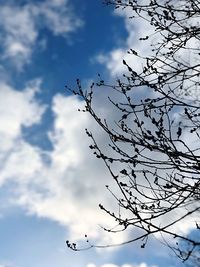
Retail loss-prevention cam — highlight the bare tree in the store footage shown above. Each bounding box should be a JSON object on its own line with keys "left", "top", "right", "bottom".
{"left": 66, "top": 0, "right": 200, "bottom": 262}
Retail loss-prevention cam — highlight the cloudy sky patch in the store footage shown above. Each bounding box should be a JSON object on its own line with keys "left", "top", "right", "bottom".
{"left": 0, "top": 1, "right": 188, "bottom": 267}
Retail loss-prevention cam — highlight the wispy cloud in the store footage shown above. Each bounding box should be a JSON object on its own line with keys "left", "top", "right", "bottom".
{"left": 0, "top": 0, "right": 83, "bottom": 70}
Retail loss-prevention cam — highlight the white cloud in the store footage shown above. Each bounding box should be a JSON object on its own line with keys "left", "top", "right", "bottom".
{"left": 86, "top": 263, "right": 158, "bottom": 267}
{"left": 0, "top": 79, "right": 45, "bottom": 186}
{"left": 91, "top": 4, "right": 200, "bottom": 244}
{"left": 0, "top": 4, "right": 37, "bottom": 69}
{"left": 0, "top": 81, "right": 197, "bottom": 248}
{"left": 0, "top": 0, "right": 83, "bottom": 69}
{"left": 14, "top": 93, "right": 131, "bottom": 245}
{"left": 32, "top": 0, "right": 83, "bottom": 36}
{"left": 0, "top": 79, "right": 45, "bottom": 152}
{"left": 95, "top": 8, "right": 153, "bottom": 76}
{"left": 0, "top": 85, "right": 129, "bottom": 245}
{"left": 0, "top": 77, "right": 197, "bottom": 257}
{"left": 87, "top": 264, "right": 97, "bottom": 267}
{"left": 0, "top": 2, "right": 198, "bottom": 249}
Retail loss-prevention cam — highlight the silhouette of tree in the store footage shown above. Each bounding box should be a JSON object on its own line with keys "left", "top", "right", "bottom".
{"left": 66, "top": 0, "right": 200, "bottom": 262}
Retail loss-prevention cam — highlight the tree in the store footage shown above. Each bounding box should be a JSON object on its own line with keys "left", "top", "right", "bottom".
{"left": 66, "top": 0, "right": 200, "bottom": 262}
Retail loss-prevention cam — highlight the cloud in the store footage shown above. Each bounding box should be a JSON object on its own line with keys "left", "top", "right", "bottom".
{"left": 32, "top": 0, "right": 83, "bottom": 36}
{"left": 15, "top": 93, "right": 131, "bottom": 245}
{"left": 0, "top": 79, "right": 45, "bottom": 185}
{"left": 0, "top": 4, "right": 198, "bottom": 253}
{"left": 94, "top": 8, "right": 154, "bottom": 76}
{"left": 0, "top": 0, "right": 83, "bottom": 69}
{"left": 0, "top": 80, "right": 197, "bottom": 248}
{"left": 86, "top": 263, "right": 158, "bottom": 267}
{"left": 91, "top": 5, "right": 200, "bottom": 244}
{"left": 0, "top": 79, "right": 45, "bottom": 153}
{"left": 0, "top": 84, "right": 129, "bottom": 246}
{"left": 0, "top": 4, "right": 37, "bottom": 69}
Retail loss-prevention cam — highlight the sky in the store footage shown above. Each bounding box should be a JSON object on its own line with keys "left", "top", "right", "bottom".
{"left": 0, "top": 1, "right": 191, "bottom": 267}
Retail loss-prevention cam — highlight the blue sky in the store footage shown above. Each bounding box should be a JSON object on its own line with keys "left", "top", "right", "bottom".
{"left": 0, "top": 1, "right": 189, "bottom": 267}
